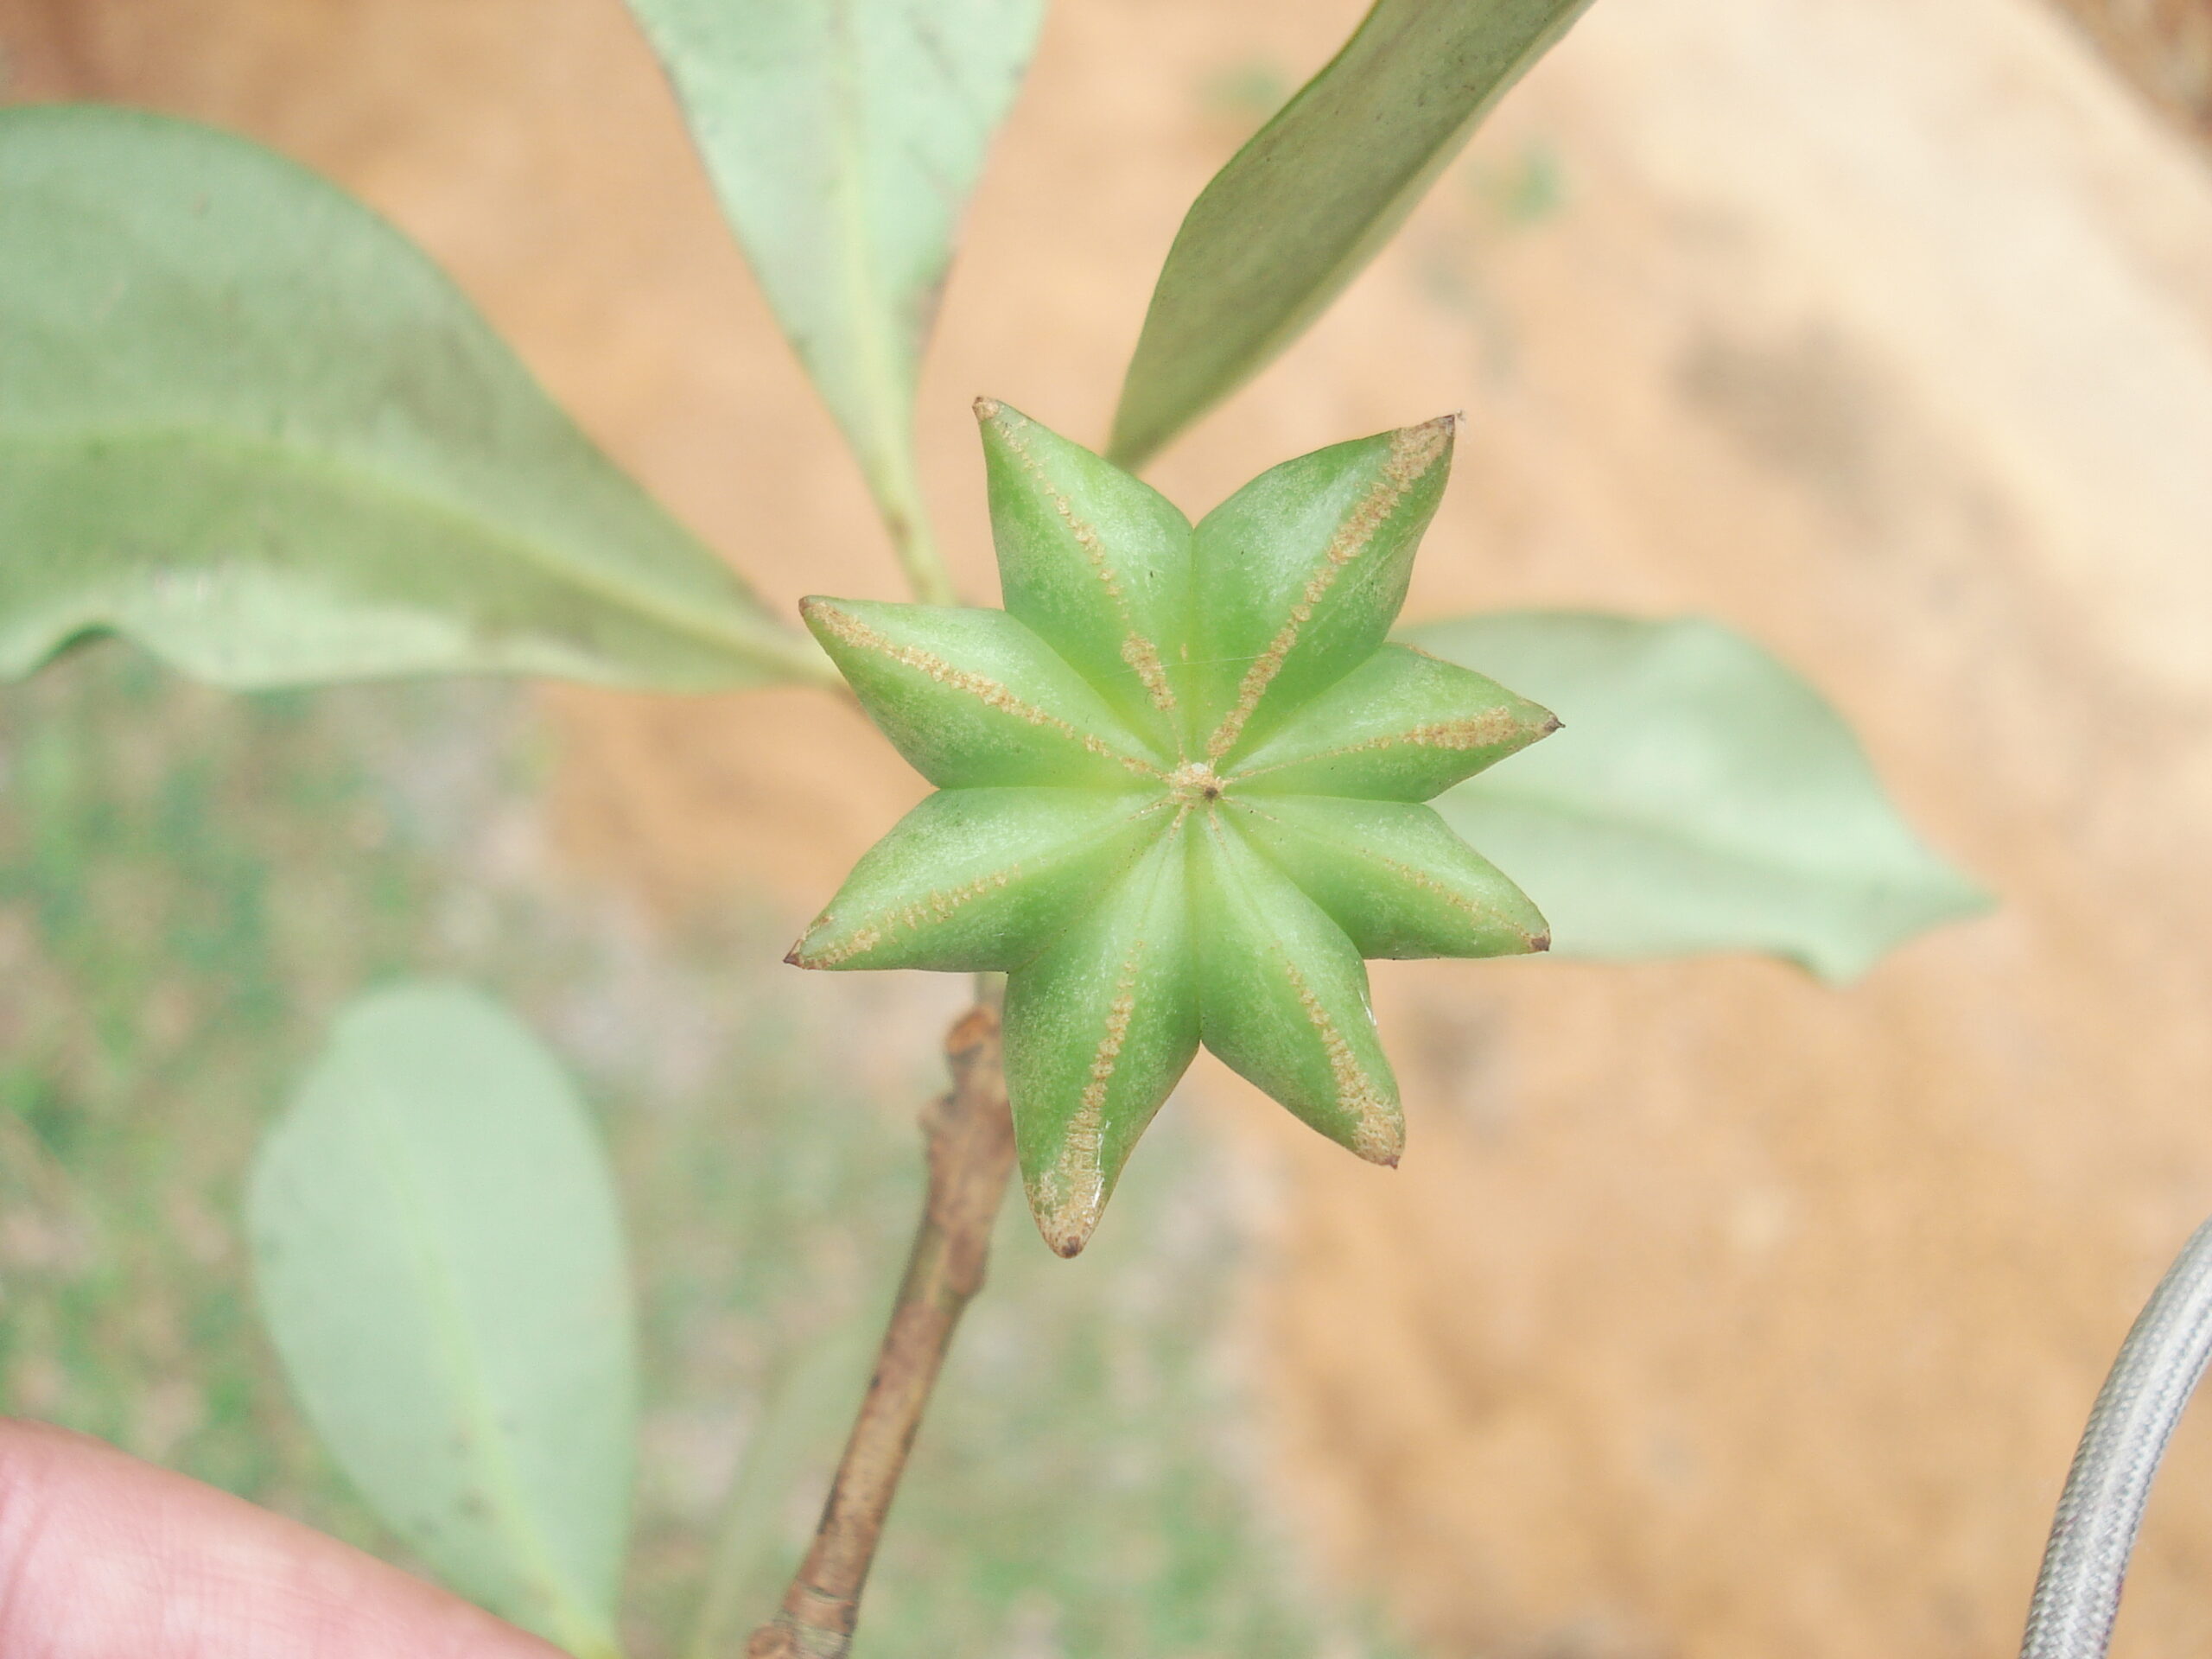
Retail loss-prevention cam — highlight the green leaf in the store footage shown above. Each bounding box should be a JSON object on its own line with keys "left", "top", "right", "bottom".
{"left": 248, "top": 981, "right": 636, "bottom": 1657}
{"left": 1108, "top": 0, "right": 1596, "bottom": 467}
{"left": 1407, "top": 612, "right": 1991, "bottom": 982}
{"left": 0, "top": 105, "right": 827, "bottom": 693}
{"left": 624, "top": 0, "right": 1049, "bottom": 602}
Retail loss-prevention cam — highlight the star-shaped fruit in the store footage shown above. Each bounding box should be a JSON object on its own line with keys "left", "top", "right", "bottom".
{"left": 791, "top": 402, "right": 1557, "bottom": 1255}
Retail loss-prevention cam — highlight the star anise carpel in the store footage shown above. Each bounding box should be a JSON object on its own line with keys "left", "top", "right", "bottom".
{"left": 789, "top": 400, "right": 1556, "bottom": 1255}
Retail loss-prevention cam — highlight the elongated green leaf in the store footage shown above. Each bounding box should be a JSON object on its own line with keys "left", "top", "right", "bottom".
{"left": 0, "top": 105, "right": 828, "bottom": 692}
{"left": 1109, "top": 0, "right": 1596, "bottom": 467}
{"left": 625, "top": 0, "right": 1048, "bottom": 601}
{"left": 248, "top": 982, "right": 636, "bottom": 1657}
{"left": 1408, "top": 613, "right": 1990, "bottom": 982}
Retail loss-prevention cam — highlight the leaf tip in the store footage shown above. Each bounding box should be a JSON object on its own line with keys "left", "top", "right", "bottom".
{"left": 972, "top": 395, "right": 1003, "bottom": 424}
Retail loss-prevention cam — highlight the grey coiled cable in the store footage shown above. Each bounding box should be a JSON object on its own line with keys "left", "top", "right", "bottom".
{"left": 2020, "top": 1212, "right": 2212, "bottom": 1659}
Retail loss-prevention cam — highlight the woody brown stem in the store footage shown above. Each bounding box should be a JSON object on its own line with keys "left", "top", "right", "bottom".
{"left": 742, "top": 988, "right": 1017, "bottom": 1659}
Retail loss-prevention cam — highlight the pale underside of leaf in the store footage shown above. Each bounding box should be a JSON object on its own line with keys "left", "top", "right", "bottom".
{"left": 0, "top": 431, "right": 826, "bottom": 690}
{"left": 626, "top": 0, "right": 1047, "bottom": 593}
{"left": 0, "top": 105, "right": 821, "bottom": 693}
{"left": 247, "top": 983, "right": 632, "bottom": 1656}
{"left": 1409, "top": 611, "right": 1991, "bottom": 981}
{"left": 1109, "top": 0, "right": 1598, "bottom": 467}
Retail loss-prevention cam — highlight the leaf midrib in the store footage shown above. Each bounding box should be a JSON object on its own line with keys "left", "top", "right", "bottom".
{"left": 1452, "top": 774, "right": 1971, "bottom": 900}
{"left": 359, "top": 1093, "right": 618, "bottom": 1659}
{"left": 0, "top": 422, "right": 834, "bottom": 685}
{"left": 825, "top": 0, "right": 912, "bottom": 497}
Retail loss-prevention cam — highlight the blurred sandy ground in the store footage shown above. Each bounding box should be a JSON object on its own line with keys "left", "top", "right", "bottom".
{"left": 6, "top": 1, "right": 2212, "bottom": 1654}
{"left": 2050, "top": 0, "right": 2212, "bottom": 143}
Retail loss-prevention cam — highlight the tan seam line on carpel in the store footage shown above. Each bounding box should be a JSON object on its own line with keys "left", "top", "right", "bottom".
{"left": 987, "top": 404, "right": 1180, "bottom": 722}
{"left": 1030, "top": 815, "right": 1185, "bottom": 1253}
{"left": 1208, "top": 810, "right": 1397, "bottom": 1162}
{"left": 811, "top": 603, "right": 1160, "bottom": 778}
{"left": 1368, "top": 848, "right": 1535, "bottom": 944}
{"left": 801, "top": 864, "right": 1021, "bottom": 968}
{"left": 1279, "top": 954, "right": 1399, "bottom": 1163}
{"left": 1230, "top": 709, "right": 1527, "bottom": 781}
{"left": 1038, "top": 941, "right": 1143, "bottom": 1244}
{"left": 1119, "top": 634, "right": 1179, "bottom": 721}
{"left": 1205, "top": 418, "right": 1451, "bottom": 761}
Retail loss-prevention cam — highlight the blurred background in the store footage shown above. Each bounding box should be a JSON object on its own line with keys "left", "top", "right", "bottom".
{"left": 3, "top": 0, "right": 2211, "bottom": 1655}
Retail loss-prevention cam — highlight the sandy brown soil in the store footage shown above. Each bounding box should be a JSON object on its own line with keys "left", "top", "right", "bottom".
{"left": 8, "top": 1, "right": 2212, "bottom": 1655}
{"left": 2050, "top": 0, "right": 2212, "bottom": 144}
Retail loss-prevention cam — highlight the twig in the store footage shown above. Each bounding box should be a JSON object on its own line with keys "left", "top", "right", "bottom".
{"left": 869, "top": 451, "right": 958, "bottom": 608}
{"left": 743, "top": 988, "right": 1017, "bottom": 1658}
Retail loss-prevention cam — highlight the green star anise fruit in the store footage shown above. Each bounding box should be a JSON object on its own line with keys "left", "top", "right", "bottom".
{"left": 791, "top": 402, "right": 1557, "bottom": 1255}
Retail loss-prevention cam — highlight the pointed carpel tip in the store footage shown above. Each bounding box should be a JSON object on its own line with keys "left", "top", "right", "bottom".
{"left": 1529, "top": 929, "right": 1554, "bottom": 955}
{"left": 1351, "top": 1118, "right": 1406, "bottom": 1168}
{"left": 1030, "top": 1183, "right": 1103, "bottom": 1259}
{"left": 973, "top": 395, "right": 1002, "bottom": 423}
{"left": 783, "top": 942, "right": 809, "bottom": 968}
{"left": 1388, "top": 412, "right": 1457, "bottom": 477}
{"left": 1039, "top": 1212, "right": 1097, "bottom": 1258}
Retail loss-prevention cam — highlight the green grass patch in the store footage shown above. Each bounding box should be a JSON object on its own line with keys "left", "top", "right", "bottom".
{"left": 0, "top": 644, "right": 1406, "bottom": 1659}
